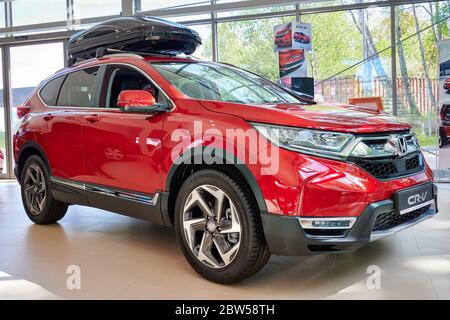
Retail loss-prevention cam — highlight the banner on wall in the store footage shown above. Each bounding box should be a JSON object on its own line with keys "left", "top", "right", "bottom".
{"left": 438, "top": 40, "right": 450, "bottom": 171}
{"left": 274, "top": 22, "right": 312, "bottom": 52}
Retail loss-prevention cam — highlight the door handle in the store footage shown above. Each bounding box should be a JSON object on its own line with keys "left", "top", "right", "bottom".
{"left": 42, "top": 114, "right": 53, "bottom": 121}
{"left": 84, "top": 114, "right": 101, "bottom": 123}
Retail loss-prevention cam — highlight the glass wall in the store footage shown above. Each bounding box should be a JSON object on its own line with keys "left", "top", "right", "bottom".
{"left": 299, "top": 0, "right": 387, "bottom": 9}
{"left": 217, "top": 16, "right": 294, "bottom": 81}
{"left": 0, "top": 50, "right": 5, "bottom": 176}
{"left": 188, "top": 24, "right": 213, "bottom": 60}
{"left": 141, "top": 0, "right": 207, "bottom": 12}
{"left": 12, "top": 0, "right": 67, "bottom": 26}
{"left": 10, "top": 43, "right": 65, "bottom": 128}
{"left": 395, "top": 1, "right": 448, "bottom": 149}
{"left": 0, "top": 2, "right": 5, "bottom": 28}
{"left": 304, "top": 6, "right": 392, "bottom": 111}
{"left": 217, "top": 4, "right": 295, "bottom": 18}
{"left": 73, "top": 0, "right": 122, "bottom": 19}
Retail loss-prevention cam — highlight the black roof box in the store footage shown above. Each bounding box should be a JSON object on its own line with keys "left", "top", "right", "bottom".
{"left": 68, "top": 16, "right": 202, "bottom": 62}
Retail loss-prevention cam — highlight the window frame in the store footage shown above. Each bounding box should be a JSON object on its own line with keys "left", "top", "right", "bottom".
{"left": 96, "top": 63, "right": 175, "bottom": 110}
{"left": 38, "top": 75, "right": 66, "bottom": 106}
{"left": 99, "top": 64, "right": 163, "bottom": 109}
{"left": 38, "top": 62, "right": 175, "bottom": 111}
{"left": 38, "top": 65, "right": 104, "bottom": 109}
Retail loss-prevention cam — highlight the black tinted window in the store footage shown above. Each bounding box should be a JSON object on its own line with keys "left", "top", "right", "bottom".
{"left": 40, "top": 76, "right": 65, "bottom": 106}
{"left": 57, "top": 67, "right": 99, "bottom": 107}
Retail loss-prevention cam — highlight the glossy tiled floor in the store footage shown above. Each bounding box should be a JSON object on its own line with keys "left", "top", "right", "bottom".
{"left": 0, "top": 180, "right": 449, "bottom": 300}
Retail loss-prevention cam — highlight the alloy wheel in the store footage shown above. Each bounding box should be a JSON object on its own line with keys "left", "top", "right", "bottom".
{"left": 182, "top": 184, "right": 241, "bottom": 269}
{"left": 23, "top": 164, "right": 47, "bottom": 215}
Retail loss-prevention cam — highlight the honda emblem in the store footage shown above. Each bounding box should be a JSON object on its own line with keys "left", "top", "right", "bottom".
{"left": 389, "top": 135, "right": 408, "bottom": 156}
{"left": 398, "top": 136, "right": 408, "bottom": 155}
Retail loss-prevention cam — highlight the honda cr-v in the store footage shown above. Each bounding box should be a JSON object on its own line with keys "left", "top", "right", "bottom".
{"left": 14, "top": 53, "right": 437, "bottom": 283}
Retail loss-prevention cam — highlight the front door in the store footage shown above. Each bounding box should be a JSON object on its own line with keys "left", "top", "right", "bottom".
{"left": 81, "top": 64, "right": 167, "bottom": 196}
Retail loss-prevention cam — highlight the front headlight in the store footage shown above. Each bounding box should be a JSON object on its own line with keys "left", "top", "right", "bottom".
{"left": 252, "top": 123, "right": 353, "bottom": 157}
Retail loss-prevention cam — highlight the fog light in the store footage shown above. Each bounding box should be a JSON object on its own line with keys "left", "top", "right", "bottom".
{"left": 299, "top": 217, "right": 357, "bottom": 229}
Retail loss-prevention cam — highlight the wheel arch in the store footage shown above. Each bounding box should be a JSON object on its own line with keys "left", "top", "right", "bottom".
{"left": 16, "top": 142, "right": 50, "bottom": 181}
{"left": 163, "top": 147, "right": 268, "bottom": 226}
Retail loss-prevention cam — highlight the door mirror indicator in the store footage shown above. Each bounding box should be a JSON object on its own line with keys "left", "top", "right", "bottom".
{"left": 117, "top": 90, "right": 156, "bottom": 107}
{"left": 117, "top": 90, "right": 168, "bottom": 114}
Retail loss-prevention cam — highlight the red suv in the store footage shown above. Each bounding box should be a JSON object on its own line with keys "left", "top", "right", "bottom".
{"left": 444, "top": 78, "right": 450, "bottom": 93}
{"left": 440, "top": 104, "right": 450, "bottom": 147}
{"left": 275, "top": 28, "right": 292, "bottom": 48}
{"left": 294, "top": 32, "right": 311, "bottom": 44}
{"left": 13, "top": 53, "right": 437, "bottom": 283}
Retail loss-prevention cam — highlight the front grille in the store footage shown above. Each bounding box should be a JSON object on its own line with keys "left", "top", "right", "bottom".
{"left": 351, "top": 152, "right": 424, "bottom": 180}
{"left": 372, "top": 205, "right": 430, "bottom": 232}
{"left": 405, "top": 154, "right": 420, "bottom": 171}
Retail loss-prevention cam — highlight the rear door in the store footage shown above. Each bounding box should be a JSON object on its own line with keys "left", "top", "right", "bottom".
{"left": 35, "top": 66, "right": 101, "bottom": 181}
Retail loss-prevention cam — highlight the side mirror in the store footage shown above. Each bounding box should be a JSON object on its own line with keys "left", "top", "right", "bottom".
{"left": 117, "top": 90, "right": 168, "bottom": 114}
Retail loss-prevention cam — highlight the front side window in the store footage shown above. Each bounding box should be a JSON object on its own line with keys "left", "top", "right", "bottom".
{"left": 100, "top": 65, "right": 169, "bottom": 108}
{"left": 57, "top": 67, "right": 99, "bottom": 108}
{"left": 151, "top": 62, "right": 300, "bottom": 104}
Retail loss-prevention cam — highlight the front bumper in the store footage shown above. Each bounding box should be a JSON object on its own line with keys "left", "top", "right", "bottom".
{"left": 261, "top": 184, "right": 438, "bottom": 256}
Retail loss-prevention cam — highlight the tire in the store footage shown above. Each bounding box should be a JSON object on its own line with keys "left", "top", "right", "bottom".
{"left": 175, "top": 169, "right": 270, "bottom": 283}
{"left": 20, "top": 155, "right": 68, "bottom": 224}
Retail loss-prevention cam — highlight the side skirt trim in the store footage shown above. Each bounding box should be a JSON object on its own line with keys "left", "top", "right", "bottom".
{"left": 49, "top": 176, "right": 167, "bottom": 226}
{"left": 50, "top": 176, "right": 159, "bottom": 206}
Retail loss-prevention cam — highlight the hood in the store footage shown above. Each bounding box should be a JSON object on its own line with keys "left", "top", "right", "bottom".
{"left": 199, "top": 100, "right": 411, "bottom": 133}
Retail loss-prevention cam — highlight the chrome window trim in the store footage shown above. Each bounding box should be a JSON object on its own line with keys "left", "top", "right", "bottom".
{"left": 50, "top": 176, "right": 159, "bottom": 206}
{"left": 37, "top": 62, "right": 175, "bottom": 112}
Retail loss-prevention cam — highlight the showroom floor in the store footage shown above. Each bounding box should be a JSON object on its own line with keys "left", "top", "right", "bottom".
{"left": 0, "top": 180, "right": 449, "bottom": 300}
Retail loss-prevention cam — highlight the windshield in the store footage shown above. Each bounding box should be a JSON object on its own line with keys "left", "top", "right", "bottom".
{"left": 151, "top": 61, "right": 301, "bottom": 105}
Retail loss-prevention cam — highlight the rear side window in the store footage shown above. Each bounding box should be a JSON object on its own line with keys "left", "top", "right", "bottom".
{"left": 40, "top": 76, "right": 65, "bottom": 106}
{"left": 57, "top": 67, "right": 99, "bottom": 108}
